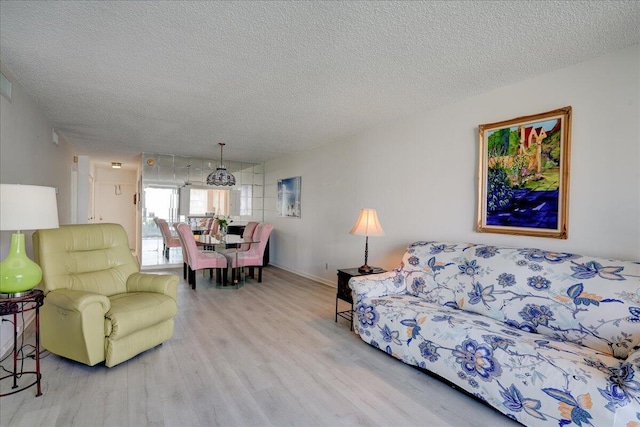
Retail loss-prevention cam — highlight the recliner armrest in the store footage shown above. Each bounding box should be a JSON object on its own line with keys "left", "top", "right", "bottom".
{"left": 126, "top": 272, "right": 178, "bottom": 301}
{"left": 45, "top": 288, "right": 111, "bottom": 314}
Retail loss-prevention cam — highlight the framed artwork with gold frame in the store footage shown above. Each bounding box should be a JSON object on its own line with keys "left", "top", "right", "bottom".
{"left": 477, "top": 106, "right": 572, "bottom": 239}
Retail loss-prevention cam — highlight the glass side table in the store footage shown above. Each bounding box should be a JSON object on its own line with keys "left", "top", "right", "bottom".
{"left": 0, "top": 289, "right": 44, "bottom": 397}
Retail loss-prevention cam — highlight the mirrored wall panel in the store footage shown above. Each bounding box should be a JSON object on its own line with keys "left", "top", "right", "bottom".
{"left": 141, "top": 153, "right": 264, "bottom": 225}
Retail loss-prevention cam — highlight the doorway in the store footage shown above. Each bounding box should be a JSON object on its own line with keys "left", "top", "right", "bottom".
{"left": 94, "top": 182, "right": 136, "bottom": 249}
{"left": 142, "top": 187, "right": 181, "bottom": 267}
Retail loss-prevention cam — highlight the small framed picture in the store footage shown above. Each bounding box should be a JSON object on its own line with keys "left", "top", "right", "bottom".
{"left": 277, "top": 176, "right": 301, "bottom": 218}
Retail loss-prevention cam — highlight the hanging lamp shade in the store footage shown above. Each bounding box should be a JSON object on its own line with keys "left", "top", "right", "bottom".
{"left": 206, "top": 143, "right": 236, "bottom": 186}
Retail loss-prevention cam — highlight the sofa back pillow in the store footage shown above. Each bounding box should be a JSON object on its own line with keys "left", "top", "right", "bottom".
{"left": 401, "top": 242, "right": 464, "bottom": 306}
{"left": 403, "top": 241, "right": 640, "bottom": 359}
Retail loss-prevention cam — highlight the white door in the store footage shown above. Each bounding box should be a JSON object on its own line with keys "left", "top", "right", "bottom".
{"left": 95, "top": 182, "right": 137, "bottom": 249}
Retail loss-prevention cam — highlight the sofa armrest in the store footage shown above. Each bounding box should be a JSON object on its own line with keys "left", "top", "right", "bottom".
{"left": 349, "top": 270, "right": 406, "bottom": 301}
{"left": 45, "top": 288, "right": 111, "bottom": 314}
{"left": 126, "top": 272, "right": 179, "bottom": 301}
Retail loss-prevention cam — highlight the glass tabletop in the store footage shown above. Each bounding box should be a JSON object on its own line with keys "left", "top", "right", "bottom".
{"left": 194, "top": 234, "right": 259, "bottom": 248}
{"left": 193, "top": 234, "right": 261, "bottom": 288}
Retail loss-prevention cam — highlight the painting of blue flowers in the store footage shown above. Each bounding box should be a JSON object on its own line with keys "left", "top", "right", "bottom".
{"left": 477, "top": 107, "right": 572, "bottom": 238}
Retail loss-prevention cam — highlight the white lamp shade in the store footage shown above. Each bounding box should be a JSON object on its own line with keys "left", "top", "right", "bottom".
{"left": 350, "top": 208, "right": 385, "bottom": 237}
{"left": 0, "top": 184, "right": 59, "bottom": 231}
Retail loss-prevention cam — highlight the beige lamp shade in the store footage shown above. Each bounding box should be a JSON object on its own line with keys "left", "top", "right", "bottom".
{"left": 350, "top": 209, "right": 385, "bottom": 237}
{"left": 350, "top": 208, "right": 384, "bottom": 273}
{"left": 0, "top": 184, "right": 59, "bottom": 231}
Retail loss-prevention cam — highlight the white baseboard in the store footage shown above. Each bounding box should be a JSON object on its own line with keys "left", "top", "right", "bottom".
{"left": 268, "top": 263, "right": 336, "bottom": 288}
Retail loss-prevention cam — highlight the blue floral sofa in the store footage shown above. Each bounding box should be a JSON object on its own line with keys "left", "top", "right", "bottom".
{"left": 349, "top": 241, "right": 640, "bottom": 426}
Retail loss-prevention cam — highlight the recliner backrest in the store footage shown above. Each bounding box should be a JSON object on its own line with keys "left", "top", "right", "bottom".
{"left": 33, "top": 223, "right": 138, "bottom": 296}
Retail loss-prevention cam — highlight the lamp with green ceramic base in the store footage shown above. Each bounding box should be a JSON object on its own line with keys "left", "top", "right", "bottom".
{"left": 0, "top": 184, "right": 59, "bottom": 297}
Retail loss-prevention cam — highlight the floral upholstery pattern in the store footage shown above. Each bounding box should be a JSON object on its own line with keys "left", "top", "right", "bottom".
{"left": 350, "top": 241, "right": 640, "bottom": 426}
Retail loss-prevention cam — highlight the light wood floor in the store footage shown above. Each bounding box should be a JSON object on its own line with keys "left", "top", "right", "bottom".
{"left": 1, "top": 267, "right": 517, "bottom": 427}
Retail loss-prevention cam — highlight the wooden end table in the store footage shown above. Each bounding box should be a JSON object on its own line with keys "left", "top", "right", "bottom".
{"left": 335, "top": 267, "right": 385, "bottom": 331}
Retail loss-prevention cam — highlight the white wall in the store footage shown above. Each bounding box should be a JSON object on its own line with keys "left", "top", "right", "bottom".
{"left": 76, "top": 155, "right": 90, "bottom": 224}
{"left": 0, "top": 64, "right": 76, "bottom": 257}
{"left": 265, "top": 44, "right": 640, "bottom": 286}
{"left": 0, "top": 64, "right": 76, "bottom": 356}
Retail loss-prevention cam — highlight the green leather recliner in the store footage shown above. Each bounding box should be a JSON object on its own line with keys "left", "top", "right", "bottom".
{"left": 33, "top": 223, "right": 178, "bottom": 367}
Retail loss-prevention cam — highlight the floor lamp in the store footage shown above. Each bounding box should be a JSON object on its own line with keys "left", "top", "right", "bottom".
{"left": 0, "top": 184, "right": 59, "bottom": 296}
{"left": 350, "top": 208, "right": 385, "bottom": 273}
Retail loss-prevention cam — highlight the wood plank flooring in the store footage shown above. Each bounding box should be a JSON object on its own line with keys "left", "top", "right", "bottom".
{"left": 0, "top": 267, "right": 517, "bottom": 427}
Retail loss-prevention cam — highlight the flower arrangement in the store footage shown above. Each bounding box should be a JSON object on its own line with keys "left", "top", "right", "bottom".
{"left": 215, "top": 215, "right": 232, "bottom": 230}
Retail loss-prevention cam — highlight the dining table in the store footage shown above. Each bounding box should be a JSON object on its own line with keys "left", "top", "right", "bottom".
{"left": 194, "top": 234, "right": 259, "bottom": 288}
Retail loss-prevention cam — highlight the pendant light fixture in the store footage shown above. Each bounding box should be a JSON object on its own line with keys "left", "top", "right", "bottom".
{"left": 206, "top": 143, "right": 236, "bottom": 186}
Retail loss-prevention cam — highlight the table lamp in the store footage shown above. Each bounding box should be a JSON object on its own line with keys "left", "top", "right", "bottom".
{"left": 0, "top": 184, "right": 59, "bottom": 296}
{"left": 350, "top": 208, "right": 385, "bottom": 273}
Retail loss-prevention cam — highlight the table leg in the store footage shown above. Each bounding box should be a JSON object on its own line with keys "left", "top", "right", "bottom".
{"left": 12, "top": 313, "right": 17, "bottom": 389}
{"left": 35, "top": 305, "right": 41, "bottom": 397}
{"left": 0, "top": 292, "right": 45, "bottom": 398}
{"left": 350, "top": 301, "right": 354, "bottom": 331}
{"left": 234, "top": 246, "right": 240, "bottom": 285}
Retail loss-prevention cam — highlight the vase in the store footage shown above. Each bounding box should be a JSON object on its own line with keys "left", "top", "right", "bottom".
{"left": 0, "top": 233, "right": 42, "bottom": 295}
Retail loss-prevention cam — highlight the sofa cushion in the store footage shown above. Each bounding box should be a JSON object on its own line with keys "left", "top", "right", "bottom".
{"left": 105, "top": 292, "right": 177, "bottom": 339}
{"left": 399, "top": 241, "right": 640, "bottom": 359}
{"left": 355, "top": 293, "right": 638, "bottom": 426}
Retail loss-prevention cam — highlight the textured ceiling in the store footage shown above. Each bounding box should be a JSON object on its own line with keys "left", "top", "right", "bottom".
{"left": 1, "top": 1, "right": 639, "bottom": 164}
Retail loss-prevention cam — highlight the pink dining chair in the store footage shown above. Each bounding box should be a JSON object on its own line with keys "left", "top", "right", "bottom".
{"left": 218, "top": 221, "right": 259, "bottom": 255}
{"left": 223, "top": 223, "right": 273, "bottom": 283}
{"left": 156, "top": 218, "right": 181, "bottom": 260}
{"left": 203, "top": 217, "right": 214, "bottom": 235}
{"left": 176, "top": 223, "right": 227, "bottom": 289}
{"left": 174, "top": 222, "right": 190, "bottom": 280}
{"left": 209, "top": 220, "right": 220, "bottom": 237}
{"left": 240, "top": 221, "right": 259, "bottom": 252}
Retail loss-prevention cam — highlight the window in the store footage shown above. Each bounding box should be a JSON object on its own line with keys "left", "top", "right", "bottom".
{"left": 239, "top": 185, "right": 252, "bottom": 216}
{"left": 189, "top": 189, "right": 207, "bottom": 215}
{"left": 189, "top": 189, "right": 229, "bottom": 216}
